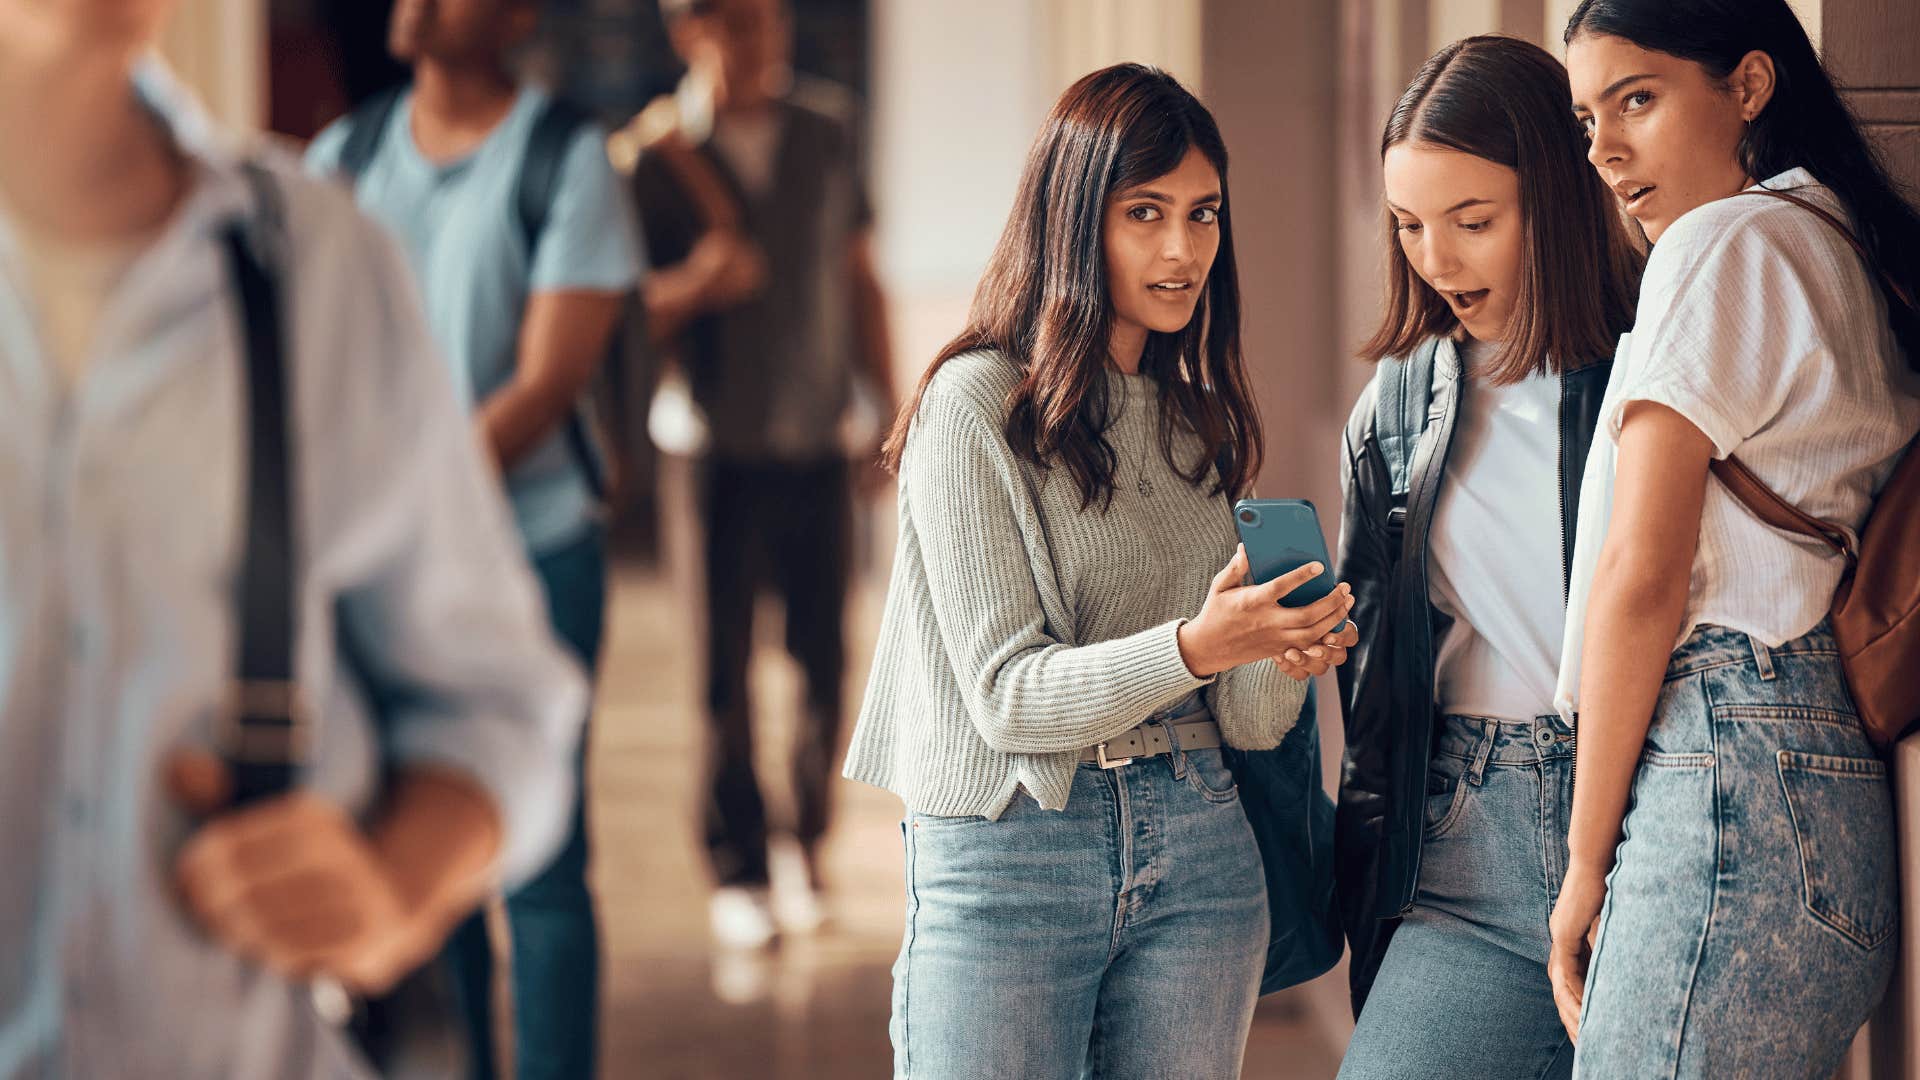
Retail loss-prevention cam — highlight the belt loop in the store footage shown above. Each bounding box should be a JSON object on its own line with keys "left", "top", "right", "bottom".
{"left": 1159, "top": 717, "right": 1187, "bottom": 780}
{"left": 1465, "top": 718, "right": 1496, "bottom": 787}
{"left": 1750, "top": 635, "right": 1777, "bottom": 681}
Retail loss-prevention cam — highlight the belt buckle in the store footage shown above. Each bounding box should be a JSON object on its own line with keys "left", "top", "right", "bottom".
{"left": 1095, "top": 742, "right": 1134, "bottom": 770}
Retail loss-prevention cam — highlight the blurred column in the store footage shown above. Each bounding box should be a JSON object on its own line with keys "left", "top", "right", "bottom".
{"left": 871, "top": 0, "right": 1052, "bottom": 381}
{"left": 1200, "top": 0, "right": 1348, "bottom": 1034}
{"left": 159, "top": 0, "right": 266, "bottom": 130}
{"left": 1043, "top": 0, "right": 1204, "bottom": 92}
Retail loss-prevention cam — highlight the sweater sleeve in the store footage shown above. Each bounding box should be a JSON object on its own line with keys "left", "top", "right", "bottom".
{"left": 1207, "top": 655, "right": 1310, "bottom": 751}
{"left": 902, "top": 387, "right": 1212, "bottom": 755}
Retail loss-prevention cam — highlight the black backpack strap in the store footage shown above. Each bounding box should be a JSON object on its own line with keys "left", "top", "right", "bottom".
{"left": 517, "top": 96, "right": 610, "bottom": 501}
{"left": 1374, "top": 337, "right": 1439, "bottom": 500}
{"left": 335, "top": 84, "right": 406, "bottom": 181}
{"left": 517, "top": 97, "right": 593, "bottom": 256}
{"left": 222, "top": 164, "right": 305, "bottom": 806}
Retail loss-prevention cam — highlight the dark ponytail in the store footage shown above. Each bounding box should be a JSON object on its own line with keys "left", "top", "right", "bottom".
{"left": 1568, "top": 0, "right": 1920, "bottom": 369}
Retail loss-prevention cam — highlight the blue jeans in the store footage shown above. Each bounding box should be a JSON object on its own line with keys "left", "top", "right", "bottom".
{"left": 1575, "top": 623, "right": 1896, "bottom": 1078}
{"left": 1339, "top": 713, "right": 1576, "bottom": 1080}
{"left": 891, "top": 745, "right": 1268, "bottom": 1079}
{"left": 444, "top": 527, "right": 606, "bottom": 1080}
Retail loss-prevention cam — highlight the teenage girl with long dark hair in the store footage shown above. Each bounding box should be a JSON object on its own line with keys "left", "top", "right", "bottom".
{"left": 844, "top": 64, "right": 1358, "bottom": 1078}
{"left": 1555, "top": 2, "right": 1920, "bottom": 1073}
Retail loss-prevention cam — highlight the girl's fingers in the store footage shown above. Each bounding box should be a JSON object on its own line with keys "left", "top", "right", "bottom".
{"left": 1255, "top": 562, "right": 1326, "bottom": 604}
{"left": 1211, "top": 544, "right": 1250, "bottom": 593}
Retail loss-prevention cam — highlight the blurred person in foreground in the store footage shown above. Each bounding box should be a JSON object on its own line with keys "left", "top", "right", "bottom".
{"left": 306, "top": 1, "right": 640, "bottom": 1074}
{"left": 617, "top": 0, "right": 896, "bottom": 947}
{"left": 0, "top": 1, "right": 584, "bottom": 1076}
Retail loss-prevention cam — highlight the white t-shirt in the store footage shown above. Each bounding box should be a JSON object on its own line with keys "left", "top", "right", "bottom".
{"left": 1429, "top": 336, "right": 1568, "bottom": 722}
{"left": 710, "top": 109, "right": 783, "bottom": 199}
{"left": 1558, "top": 169, "right": 1920, "bottom": 718}
{"left": 13, "top": 224, "right": 149, "bottom": 391}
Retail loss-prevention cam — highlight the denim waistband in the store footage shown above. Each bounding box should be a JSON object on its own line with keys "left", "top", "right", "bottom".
{"left": 1664, "top": 620, "right": 1839, "bottom": 681}
{"left": 1435, "top": 713, "right": 1574, "bottom": 768}
{"left": 1151, "top": 691, "right": 1208, "bottom": 724}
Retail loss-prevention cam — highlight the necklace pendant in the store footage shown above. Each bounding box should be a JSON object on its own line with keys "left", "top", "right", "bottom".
{"left": 1137, "top": 474, "right": 1153, "bottom": 498}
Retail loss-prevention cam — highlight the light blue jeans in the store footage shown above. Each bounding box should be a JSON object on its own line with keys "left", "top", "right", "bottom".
{"left": 1575, "top": 623, "right": 1897, "bottom": 1078}
{"left": 1339, "top": 713, "right": 1577, "bottom": 1080}
{"left": 891, "top": 745, "right": 1268, "bottom": 1079}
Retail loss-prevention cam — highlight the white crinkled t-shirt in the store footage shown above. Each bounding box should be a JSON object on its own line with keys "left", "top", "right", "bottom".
{"left": 1557, "top": 168, "right": 1920, "bottom": 720}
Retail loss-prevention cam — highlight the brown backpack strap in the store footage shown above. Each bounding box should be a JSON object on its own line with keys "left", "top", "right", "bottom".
{"left": 1710, "top": 455, "right": 1859, "bottom": 567}
{"left": 1738, "top": 188, "right": 1919, "bottom": 313}
{"left": 1709, "top": 188, "right": 1910, "bottom": 568}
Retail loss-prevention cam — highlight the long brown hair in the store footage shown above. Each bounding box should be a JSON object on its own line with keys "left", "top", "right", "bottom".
{"left": 880, "top": 64, "right": 1261, "bottom": 509}
{"left": 1361, "top": 35, "right": 1642, "bottom": 383}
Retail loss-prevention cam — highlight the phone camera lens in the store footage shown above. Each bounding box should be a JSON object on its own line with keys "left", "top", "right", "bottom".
{"left": 1237, "top": 508, "right": 1258, "bottom": 525}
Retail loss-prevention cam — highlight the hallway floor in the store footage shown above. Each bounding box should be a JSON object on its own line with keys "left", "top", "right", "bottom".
{"left": 582, "top": 466, "right": 1343, "bottom": 1079}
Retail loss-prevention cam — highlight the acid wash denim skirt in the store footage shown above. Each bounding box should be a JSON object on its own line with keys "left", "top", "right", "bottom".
{"left": 1575, "top": 622, "right": 1897, "bottom": 1079}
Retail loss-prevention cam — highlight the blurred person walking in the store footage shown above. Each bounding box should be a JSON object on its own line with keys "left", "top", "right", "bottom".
{"left": 0, "top": 2, "right": 586, "bottom": 1077}
{"left": 844, "top": 65, "right": 1357, "bottom": 1079}
{"left": 620, "top": 0, "right": 897, "bottom": 948}
{"left": 306, "top": 1, "right": 641, "bottom": 1076}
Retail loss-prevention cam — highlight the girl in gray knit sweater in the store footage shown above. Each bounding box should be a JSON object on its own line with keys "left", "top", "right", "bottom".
{"left": 844, "top": 64, "right": 1358, "bottom": 1079}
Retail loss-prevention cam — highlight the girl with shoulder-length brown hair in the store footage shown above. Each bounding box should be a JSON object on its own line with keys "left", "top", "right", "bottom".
{"left": 1333, "top": 35, "right": 1642, "bottom": 1080}
{"left": 845, "top": 63, "right": 1357, "bottom": 1077}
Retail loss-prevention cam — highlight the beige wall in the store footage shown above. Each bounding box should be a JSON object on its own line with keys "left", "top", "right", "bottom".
{"left": 872, "top": 0, "right": 1214, "bottom": 397}
{"left": 1044, "top": 0, "right": 1205, "bottom": 95}
{"left": 157, "top": 0, "right": 265, "bottom": 131}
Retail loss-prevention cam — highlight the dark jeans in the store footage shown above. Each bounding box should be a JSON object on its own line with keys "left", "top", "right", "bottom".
{"left": 444, "top": 527, "right": 605, "bottom": 1080}
{"left": 699, "top": 456, "right": 851, "bottom": 887}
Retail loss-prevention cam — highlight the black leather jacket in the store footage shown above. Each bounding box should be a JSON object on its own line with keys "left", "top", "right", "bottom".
{"left": 1333, "top": 337, "right": 1612, "bottom": 1014}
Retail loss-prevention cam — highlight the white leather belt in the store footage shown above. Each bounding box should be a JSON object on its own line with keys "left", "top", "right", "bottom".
{"left": 1078, "top": 716, "right": 1223, "bottom": 770}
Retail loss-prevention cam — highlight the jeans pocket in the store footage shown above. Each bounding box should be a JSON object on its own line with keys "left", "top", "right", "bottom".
{"left": 1639, "top": 747, "right": 1717, "bottom": 769}
{"left": 1423, "top": 752, "right": 1470, "bottom": 839}
{"left": 1777, "top": 750, "right": 1897, "bottom": 951}
{"left": 1183, "top": 748, "right": 1240, "bottom": 804}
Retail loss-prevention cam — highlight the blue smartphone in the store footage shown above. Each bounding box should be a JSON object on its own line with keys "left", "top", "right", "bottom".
{"left": 1232, "top": 498, "right": 1338, "bottom": 607}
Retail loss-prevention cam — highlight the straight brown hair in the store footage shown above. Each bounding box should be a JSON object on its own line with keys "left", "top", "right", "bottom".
{"left": 1361, "top": 35, "right": 1642, "bottom": 383}
{"left": 880, "top": 64, "right": 1261, "bottom": 509}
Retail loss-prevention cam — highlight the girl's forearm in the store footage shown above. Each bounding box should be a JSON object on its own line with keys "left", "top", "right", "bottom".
{"left": 1567, "top": 402, "right": 1715, "bottom": 876}
{"left": 1568, "top": 547, "right": 1693, "bottom": 874}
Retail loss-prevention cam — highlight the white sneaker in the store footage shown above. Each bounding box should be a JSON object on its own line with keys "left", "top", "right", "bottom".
{"left": 769, "top": 840, "right": 829, "bottom": 934}
{"left": 708, "top": 886, "right": 779, "bottom": 951}
{"left": 773, "top": 880, "right": 826, "bottom": 935}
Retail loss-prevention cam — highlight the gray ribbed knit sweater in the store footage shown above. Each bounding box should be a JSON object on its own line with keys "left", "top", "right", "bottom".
{"left": 843, "top": 350, "right": 1309, "bottom": 819}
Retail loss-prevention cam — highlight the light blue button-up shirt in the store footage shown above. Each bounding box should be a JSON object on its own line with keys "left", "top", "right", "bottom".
{"left": 306, "top": 86, "right": 643, "bottom": 556}
{"left": 0, "top": 69, "right": 586, "bottom": 1079}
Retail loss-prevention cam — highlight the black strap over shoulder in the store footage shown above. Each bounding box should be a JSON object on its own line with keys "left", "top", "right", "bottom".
{"left": 518, "top": 98, "right": 609, "bottom": 502}
{"left": 517, "top": 97, "right": 593, "bottom": 256}
{"left": 223, "top": 164, "right": 303, "bottom": 807}
{"left": 336, "top": 84, "right": 407, "bottom": 181}
{"left": 1372, "top": 336, "right": 1441, "bottom": 543}
{"left": 1374, "top": 337, "right": 1439, "bottom": 500}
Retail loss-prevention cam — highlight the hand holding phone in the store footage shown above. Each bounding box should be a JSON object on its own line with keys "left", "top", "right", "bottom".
{"left": 1176, "top": 501, "right": 1359, "bottom": 680}
{"left": 1229, "top": 499, "right": 1358, "bottom": 679}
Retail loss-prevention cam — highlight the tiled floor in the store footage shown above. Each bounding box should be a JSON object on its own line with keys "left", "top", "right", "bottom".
{"left": 582, "top": 465, "right": 1342, "bottom": 1078}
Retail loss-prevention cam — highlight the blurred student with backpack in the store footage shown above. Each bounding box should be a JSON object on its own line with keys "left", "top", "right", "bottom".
{"left": 307, "top": 1, "right": 642, "bottom": 1075}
